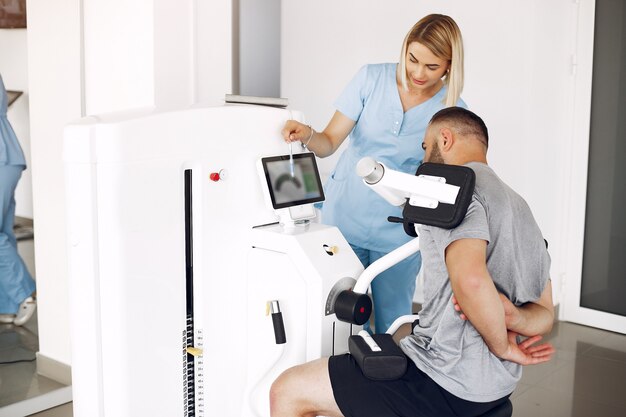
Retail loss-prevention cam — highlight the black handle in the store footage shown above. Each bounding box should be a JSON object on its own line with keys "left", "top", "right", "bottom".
{"left": 271, "top": 312, "right": 286, "bottom": 344}
{"left": 387, "top": 216, "right": 418, "bottom": 238}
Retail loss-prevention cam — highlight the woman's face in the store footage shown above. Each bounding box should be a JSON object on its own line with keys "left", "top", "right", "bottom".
{"left": 405, "top": 41, "right": 450, "bottom": 93}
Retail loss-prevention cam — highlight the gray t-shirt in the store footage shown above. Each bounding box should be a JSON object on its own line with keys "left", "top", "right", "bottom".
{"left": 399, "top": 162, "right": 551, "bottom": 402}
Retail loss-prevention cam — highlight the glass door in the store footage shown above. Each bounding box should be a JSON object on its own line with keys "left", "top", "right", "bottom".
{"left": 563, "top": 0, "right": 626, "bottom": 334}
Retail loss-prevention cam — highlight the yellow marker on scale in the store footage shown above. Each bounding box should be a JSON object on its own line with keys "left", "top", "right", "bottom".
{"left": 186, "top": 346, "right": 203, "bottom": 357}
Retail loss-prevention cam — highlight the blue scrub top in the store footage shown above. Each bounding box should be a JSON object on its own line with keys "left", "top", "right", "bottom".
{"left": 321, "top": 63, "right": 466, "bottom": 253}
{"left": 0, "top": 74, "right": 26, "bottom": 167}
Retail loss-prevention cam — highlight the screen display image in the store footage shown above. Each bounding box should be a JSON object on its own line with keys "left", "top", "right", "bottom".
{"left": 261, "top": 153, "right": 325, "bottom": 209}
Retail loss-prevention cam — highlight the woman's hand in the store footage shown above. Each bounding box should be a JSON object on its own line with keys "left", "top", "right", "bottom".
{"left": 281, "top": 120, "right": 311, "bottom": 144}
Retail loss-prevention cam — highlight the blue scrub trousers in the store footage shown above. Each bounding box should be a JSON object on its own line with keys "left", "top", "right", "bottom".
{"left": 0, "top": 165, "right": 35, "bottom": 314}
{"left": 351, "top": 244, "right": 421, "bottom": 333}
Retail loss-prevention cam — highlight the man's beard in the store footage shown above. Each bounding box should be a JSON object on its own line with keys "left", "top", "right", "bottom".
{"left": 427, "top": 142, "right": 444, "bottom": 164}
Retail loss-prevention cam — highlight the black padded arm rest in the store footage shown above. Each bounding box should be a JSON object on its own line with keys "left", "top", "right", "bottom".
{"left": 402, "top": 162, "right": 476, "bottom": 230}
{"left": 348, "top": 333, "right": 408, "bottom": 381}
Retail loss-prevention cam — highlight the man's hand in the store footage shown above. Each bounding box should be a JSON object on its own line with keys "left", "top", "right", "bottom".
{"left": 452, "top": 284, "right": 554, "bottom": 337}
{"left": 498, "top": 293, "right": 523, "bottom": 330}
{"left": 452, "top": 294, "right": 555, "bottom": 364}
{"left": 498, "top": 332, "right": 555, "bottom": 365}
{"left": 451, "top": 294, "right": 468, "bottom": 320}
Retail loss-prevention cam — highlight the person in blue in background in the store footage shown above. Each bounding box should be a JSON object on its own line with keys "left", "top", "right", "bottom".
{"left": 0, "top": 73, "right": 37, "bottom": 326}
{"left": 282, "top": 14, "right": 467, "bottom": 333}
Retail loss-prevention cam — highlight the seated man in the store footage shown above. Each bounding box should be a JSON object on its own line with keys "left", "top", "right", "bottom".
{"left": 270, "top": 107, "right": 555, "bottom": 417}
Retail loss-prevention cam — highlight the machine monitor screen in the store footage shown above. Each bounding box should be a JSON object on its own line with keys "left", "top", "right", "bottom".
{"left": 261, "top": 152, "right": 325, "bottom": 209}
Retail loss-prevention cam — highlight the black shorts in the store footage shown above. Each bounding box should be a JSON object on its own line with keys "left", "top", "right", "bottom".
{"left": 328, "top": 353, "right": 510, "bottom": 417}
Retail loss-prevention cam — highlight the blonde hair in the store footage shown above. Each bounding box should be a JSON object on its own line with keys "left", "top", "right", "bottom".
{"left": 399, "top": 14, "right": 464, "bottom": 107}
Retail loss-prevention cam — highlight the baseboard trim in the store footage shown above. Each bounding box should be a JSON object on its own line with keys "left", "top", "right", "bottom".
{"left": 0, "top": 386, "right": 72, "bottom": 417}
{"left": 36, "top": 353, "right": 72, "bottom": 386}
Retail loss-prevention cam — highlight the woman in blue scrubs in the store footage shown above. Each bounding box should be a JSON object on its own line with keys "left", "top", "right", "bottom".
{"left": 282, "top": 14, "right": 466, "bottom": 333}
{"left": 0, "top": 74, "right": 36, "bottom": 326}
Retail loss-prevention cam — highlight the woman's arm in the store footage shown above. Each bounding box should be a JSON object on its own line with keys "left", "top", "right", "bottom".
{"left": 281, "top": 111, "right": 355, "bottom": 158}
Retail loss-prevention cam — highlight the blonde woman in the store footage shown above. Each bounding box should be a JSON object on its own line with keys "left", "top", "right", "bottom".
{"left": 282, "top": 14, "right": 466, "bottom": 333}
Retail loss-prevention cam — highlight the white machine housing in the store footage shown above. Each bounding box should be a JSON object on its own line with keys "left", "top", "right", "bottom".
{"left": 64, "top": 105, "right": 364, "bottom": 417}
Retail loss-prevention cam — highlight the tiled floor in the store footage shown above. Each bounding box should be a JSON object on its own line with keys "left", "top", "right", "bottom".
{"left": 2, "top": 232, "right": 626, "bottom": 416}
{"left": 512, "top": 321, "right": 626, "bottom": 416}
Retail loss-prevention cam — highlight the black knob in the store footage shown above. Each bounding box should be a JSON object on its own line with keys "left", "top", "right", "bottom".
{"left": 334, "top": 290, "right": 372, "bottom": 325}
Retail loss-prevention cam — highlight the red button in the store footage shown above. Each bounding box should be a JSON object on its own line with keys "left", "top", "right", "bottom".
{"left": 209, "top": 173, "right": 220, "bottom": 182}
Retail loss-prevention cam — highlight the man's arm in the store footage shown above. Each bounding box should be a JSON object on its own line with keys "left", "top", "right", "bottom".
{"left": 499, "top": 282, "right": 554, "bottom": 336}
{"left": 453, "top": 282, "right": 555, "bottom": 337}
{"left": 445, "top": 238, "right": 509, "bottom": 357}
{"left": 445, "top": 238, "right": 555, "bottom": 365}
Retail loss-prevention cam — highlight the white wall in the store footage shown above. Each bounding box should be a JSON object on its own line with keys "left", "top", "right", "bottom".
{"left": 27, "top": 0, "right": 233, "bottom": 368}
{"left": 282, "top": 0, "right": 579, "bottom": 305}
{"left": 27, "top": 0, "right": 83, "bottom": 369}
{"left": 82, "top": 0, "right": 155, "bottom": 115}
{"left": 239, "top": 0, "right": 281, "bottom": 97}
{"left": 0, "top": 28, "right": 33, "bottom": 218}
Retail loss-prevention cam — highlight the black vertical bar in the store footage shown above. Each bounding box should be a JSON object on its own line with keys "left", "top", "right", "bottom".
{"left": 184, "top": 169, "right": 195, "bottom": 416}
{"left": 185, "top": 170, "right": 194, "bottom": 317}
{"left": 332, "top": 321, "right": 335, "bottom": 356}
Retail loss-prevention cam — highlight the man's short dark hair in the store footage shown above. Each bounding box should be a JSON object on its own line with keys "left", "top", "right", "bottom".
{"left": 430, "top": 107, "right": 489, "bottom": 148}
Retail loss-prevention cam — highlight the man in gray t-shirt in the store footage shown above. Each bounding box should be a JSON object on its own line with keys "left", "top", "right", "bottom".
{"left": 270, "top": 107, "right": 555, "bottom": 417}
{"left": 401, "top": 160, "right": 551, "bottom": 402}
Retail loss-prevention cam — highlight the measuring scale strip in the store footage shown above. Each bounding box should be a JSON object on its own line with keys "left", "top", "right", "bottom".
{"left": 195, "top": 328, "right": 205, "bottom": 417}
